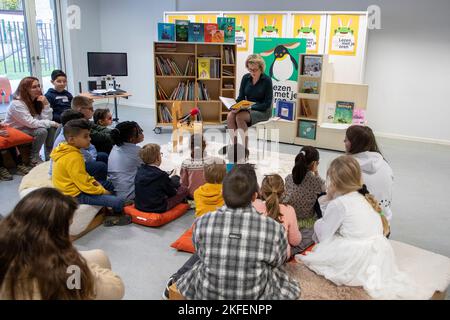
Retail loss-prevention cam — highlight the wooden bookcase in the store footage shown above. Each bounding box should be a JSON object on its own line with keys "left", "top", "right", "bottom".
{"left": 153, "top": 41, "right": 237, "bottom": 133}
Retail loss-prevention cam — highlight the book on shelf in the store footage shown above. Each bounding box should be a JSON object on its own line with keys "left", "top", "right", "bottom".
{"left": 217, "top": 17, "right": 236, "bottom": 44}
{"left": 211, "top": 30, "right": 224, "bottom": 43}
{"left": 324, "top": 103, "right": 336, "bottom": 122}
{"left": 219, "top": 96, "right": 254, "bottom": 111}
{"left": 222, "top": 69, "right": 234, "bottom": 76}
{"left": 300, "top": 80, "right": 319, "bottom": 94}
{"left": 223, "top": 46, "right": 235, "bottom": 64}
{"left": 198, "top": 58, "right": 211, "bottom": 79}
{"left": 302, "top": 55, "right": 322, "bottom": 77}
{"left": 299, "top": 99, "right": 312, "bottom": 117}
{"left": 298, "top": 120, "right": 317, "bottom": 140}
{"left": 156, "top": 82, "right": 169, "bottom": 100}
{"left": 188, "top": 23, "right": 204, "bottom": 42}
{"left": 223, "top": 84, "right": 234, "bottom": 89}
{"left": 155, "top": 56, "right": 183, "bottom": 76}
{"left": 155, "top": 43, "right": 177, "bottom": 52}
{"left": 183, "top": 58, "right": 195, "bottom": 76}
{"left": 204, "top": 23, "right": 219, "bottom": 42}
{"left": 158, "top": 104, "right": 173, "bottom": 123}
{"left": 198, "top": 81, "right": 210, "bottom": 101}
{"left": 157, "top": 23, "right": 175, "bottom": 42}
{"left": 276, "top": 100, "right": 295, "bottom": 121}
{"left": 333, "top": 101, "right": 354, "bottom": 124}
{"left": 175, "top": 20, "right": 189, "bottom": 42}
{"left": 352, "top": 108, "right": 366, "bottom": 125}
{"left": 169, "top": 81, "right": 195, "bottom": 101}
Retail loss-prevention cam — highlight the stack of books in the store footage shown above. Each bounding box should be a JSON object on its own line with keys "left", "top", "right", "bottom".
{"left": 155, "top": 43, "right": 176, "bottom": 52}
{"left": 155, "top": 56, "right": 182, "bottom": 76}
{"left": 223, "top": 47, "right": 235, "bottom": 64}
{"left": 156, "top": 82, "right": 169, "bottom": 100}
{"left": 157, "top": 104, "right": 173, "bottom": 123}
{"left": 197, "top": 81, "right": 210, "bottom": 100}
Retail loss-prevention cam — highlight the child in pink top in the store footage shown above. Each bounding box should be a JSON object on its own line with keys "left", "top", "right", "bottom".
{"left": 180, "top": 134, "right": 218, "bottom": 198}
{"left": 253, "top": 174, "right": 301, "bottom": 258}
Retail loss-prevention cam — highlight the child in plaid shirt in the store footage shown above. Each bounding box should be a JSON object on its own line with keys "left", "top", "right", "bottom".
{"left": 174, "top": 164, "right": 300, "bottom": 300}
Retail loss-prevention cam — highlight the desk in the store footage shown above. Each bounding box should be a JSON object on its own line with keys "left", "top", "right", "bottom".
{"left": 80, "top": 92, "right": 132, "bottom": 122}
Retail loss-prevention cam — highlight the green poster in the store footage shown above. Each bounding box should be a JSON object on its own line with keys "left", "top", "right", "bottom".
{"left": 254, "top": 38, "right": 306, "bottom": 113}
{"left": 254, "top": 37, "right": 306, "bottom": 82}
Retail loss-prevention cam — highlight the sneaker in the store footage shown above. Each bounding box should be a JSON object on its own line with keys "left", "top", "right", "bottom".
{"left": 0, "top": 167, "right": 13, "bottom": 181}
{"left": 103, "top": 214, "right": 132, "bottom": 227}
{"left": 15, "top": 164, "right": 31, "bottom": 176}
{"left": 162, "top": 277, "right": 174, "bottom": 300}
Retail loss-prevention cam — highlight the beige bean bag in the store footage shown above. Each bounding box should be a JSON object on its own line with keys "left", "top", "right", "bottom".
{"left": 19, "top": 162, "right": 104, "bottom": 238}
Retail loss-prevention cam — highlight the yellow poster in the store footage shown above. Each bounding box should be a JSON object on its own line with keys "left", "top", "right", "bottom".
{"left": 195, "top": 14, "right": 218, "bottom": 24}
{"left": 224, "top": 14, "right": 249, "bottom": 51}
{"left": 293, "top": 14, "right": 321, "bottom": 54}
{"left": 257, "top": 14, "right": 283, "bottom": 38}
{"left": 167, "top": 15, "right": 190, "bottom": 23}
{"left": 328, "top": 15, "right": 359, "bottom": 56}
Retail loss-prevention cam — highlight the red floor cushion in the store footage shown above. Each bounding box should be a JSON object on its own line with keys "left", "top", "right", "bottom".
{"left": 0, "top": 126, "right": 33, "bottom": 149}
{"left": 170, "top": 225, "right": 195, "bottom": 253}
{"left": 124, "top": 203, "right": 190, "bottom": 227}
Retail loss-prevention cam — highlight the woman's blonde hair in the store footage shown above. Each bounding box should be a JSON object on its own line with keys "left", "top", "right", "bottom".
{"left": 260, "top": 174, "right": 285, "bottom": 223}
{"left": 327, "top": 155, "right": 390, "bottom": 236}
{"left": 139, "top": 143, "right": 160, "bottom": 164}
{"left": 245, "top": 54, "right": 265, "bottom": 72}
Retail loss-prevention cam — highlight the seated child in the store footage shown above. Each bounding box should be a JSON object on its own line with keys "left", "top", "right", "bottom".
{"left": 298, "top": 155, "right": 419, "bottom": 299}
{"left": 135, "top": 143, "right": 188, "bottom": 213}
{"left": 284, "top": 146, "right": 325, "bottom": 254}
{"left": 108, "top": 121, "right": 144, "bottom": 201}
{"left": 50, "top": 119, "right": 130, "bottom": 227}
{"left": 180, "top": 134, "right": 221, "bottom": 198}
{"left": 253, "top": 174, "right": 301, "bottom": 258}
{"left": 91, "top": 108, "right": 114, "bottom": 154}
{"left": 193, "top": 161, "right": 226, "bottom": 218}
{"left": 175, "top": 164, "right": 300, "bottom": 300}
{"left": 45, "top": 70, "right": 73, "bottom": 123}
{"left": 50, "top": 109, "right": 107, "bottom": 182}
{"left": 0, "top": 187, "right": 124, "bottom": 300}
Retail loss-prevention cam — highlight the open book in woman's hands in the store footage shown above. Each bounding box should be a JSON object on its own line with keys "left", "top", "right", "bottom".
{"left": 220, "top": 96, "right": 255, "bottom": 111}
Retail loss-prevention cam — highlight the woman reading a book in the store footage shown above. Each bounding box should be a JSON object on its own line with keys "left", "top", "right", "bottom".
{"left": 223, "top": 54, "right": 273, "bottom": 153}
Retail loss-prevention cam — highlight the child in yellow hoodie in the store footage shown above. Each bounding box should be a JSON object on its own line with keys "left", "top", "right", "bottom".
{"left": 51, "top": 119, "right": 130, "bottom": 226}
{"left": 193, "top": 162, "right": 226, "bottom": 218}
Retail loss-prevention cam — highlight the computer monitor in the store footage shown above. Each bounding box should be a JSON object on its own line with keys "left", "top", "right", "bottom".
{"left": 87, "top": 52, "right": 128, "bottom": 77}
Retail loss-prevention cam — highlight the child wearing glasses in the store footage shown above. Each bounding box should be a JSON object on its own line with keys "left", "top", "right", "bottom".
{"left": 134, "top": 143, "right": 188, "bottom": 213}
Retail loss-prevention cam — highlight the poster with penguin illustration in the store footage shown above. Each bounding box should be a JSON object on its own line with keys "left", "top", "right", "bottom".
{"left": 254, "top": 37, "right": 306, "bottom": 113}
{"left": 328, "top": 14, "right": 359, "bottom": 56}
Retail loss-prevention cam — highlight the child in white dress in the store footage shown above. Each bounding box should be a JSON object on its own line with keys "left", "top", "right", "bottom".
{"left": 298, "top": 155, "right": 424, "bottom": 299}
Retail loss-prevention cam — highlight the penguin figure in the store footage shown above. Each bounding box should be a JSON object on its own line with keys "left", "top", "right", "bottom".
{"left": 260, "top": 43, "right": 300, "bottom": 81}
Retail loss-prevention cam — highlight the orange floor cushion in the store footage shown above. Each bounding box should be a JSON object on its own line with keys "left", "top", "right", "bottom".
{"left": 0, "top": 127, "right": 33, "bottom": 149}
{"left": 170, "top": 225, "right": 195, "bottom": 253}
{"left": 124, "top": 203, "right": 190, "bottom": 227}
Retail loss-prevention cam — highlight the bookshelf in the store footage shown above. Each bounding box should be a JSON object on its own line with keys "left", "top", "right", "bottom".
{"left": 153, "top": 41, "right": 237, "bottom": 133}
{"left": 255, "top": 54, "right": 369, "bottom": 152}
{"left": 294, "top": 54, "right": 332, "bottom": 146}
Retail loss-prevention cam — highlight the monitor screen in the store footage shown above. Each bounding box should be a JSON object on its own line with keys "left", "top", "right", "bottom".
{"left": 87, "top": 52, "right": 128, "bottom": 77}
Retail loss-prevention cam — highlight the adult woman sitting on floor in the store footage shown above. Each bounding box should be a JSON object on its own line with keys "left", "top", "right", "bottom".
{"left": 222, "top": 54, "right": 273, "bottom": 153}
{"left": 5, "top": 77, "right": 60, "bottom": 166}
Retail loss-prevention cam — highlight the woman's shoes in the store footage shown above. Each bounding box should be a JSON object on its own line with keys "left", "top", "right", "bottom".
{"left": 0, "top": 167, "right": 13, "bottom": 181}
{"left": 103, "top": 214, "right": 132, "bottom": 227}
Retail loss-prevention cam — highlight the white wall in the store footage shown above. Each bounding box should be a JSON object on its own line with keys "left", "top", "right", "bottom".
{"left": 62, "top": 0, "right": 102, "bottom": 94}
{"left": 98, "top": 0, "right": 176, "bottom": 108}
{"left": 175, "top": 0, "right": 450, "bottom": 143}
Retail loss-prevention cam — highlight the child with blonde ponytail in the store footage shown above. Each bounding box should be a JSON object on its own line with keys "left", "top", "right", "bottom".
{"left": 297, "top": 155, "right": 418, "bottom": 299}
{"left": 253, "top": 174, "right": 301, "bottom": 258}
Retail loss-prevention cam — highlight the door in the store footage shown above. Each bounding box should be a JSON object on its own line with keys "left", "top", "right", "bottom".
{"left": 0, "top": 0, "right": 62, "bottom": 114}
